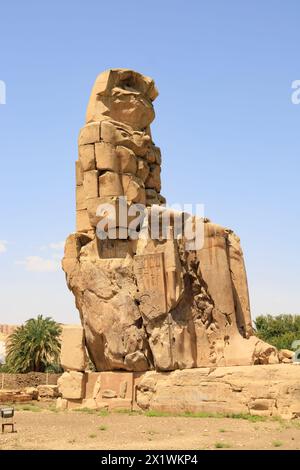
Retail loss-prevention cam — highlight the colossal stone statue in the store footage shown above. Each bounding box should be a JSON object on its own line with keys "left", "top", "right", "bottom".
{"left": 62, "top": 68, "right": 278, "bottom": 372}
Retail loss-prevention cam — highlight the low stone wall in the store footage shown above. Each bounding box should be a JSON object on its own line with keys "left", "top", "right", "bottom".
{"left": 58, "top": 364, "right": 300, "bottom": 419}
{"left": 0, "top": 372, "right": 62, "bottom": 390}
{"left": 136, "top": 364, "right": 300, "bottom": 420}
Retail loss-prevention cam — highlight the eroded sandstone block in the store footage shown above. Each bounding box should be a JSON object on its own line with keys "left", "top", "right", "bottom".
{"left": 99, "top": 171, "right": 123, "bottom": 197}
{"left": 24, "top": 387, "right": 39, "bottom": 400}
{"left": 56, "top": 397, "right": 68, "bottom": 410}
{"left": 79, "top": 144, "right": 96, "bottom": 171}
{"left": 117, "top": 146, "right": 137, "bottom": 174}
{"left": 76, "top": 160, "right": 83, "bottom": 186}
{"left": 122, "top": 174, "right": 145, "bottom": 204}
{"left": 83, "top": 170, "right": 98, "bottom": 199}
{"left": 95, "top": 142, "right": 118, "bottom": 172}
{"left": 145, "top": 164, "right": 161, "bottom": 192}
{"left": 135, "top": 364, "right": 300, "bottom": 419}
{"left": 84, "top": 371, "right": 133, "bottom": 409}
{"left": 37, "top": 385, "right": 59, "bottom": 399}
{"left": 60, "top": 325, "right": 87, "bottom": 372}
{"left": 78, "top": 122, "right": 101, "bottom": 145}
{"left": 57, "top": 371, "right": 85, "bottom": 400}
{"left": 76, "top": 185, "right": 86, "bottom": 211}
{"left": 76, "top": 208, "right": 92, "bottom": 233}
{"left": 63, "top": 68, "right": 280, "bottom": 373}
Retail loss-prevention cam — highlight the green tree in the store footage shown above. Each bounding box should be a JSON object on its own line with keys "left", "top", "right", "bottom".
{"left": 254, "top": 314, "right": 300, "bottom": 350}
{"left": 5, "top": 315, "right": 62, "bottom": 372}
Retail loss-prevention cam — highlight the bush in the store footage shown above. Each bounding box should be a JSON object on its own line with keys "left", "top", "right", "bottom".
{"left": 254, "top": 314, "right": 300, "bottom": 350}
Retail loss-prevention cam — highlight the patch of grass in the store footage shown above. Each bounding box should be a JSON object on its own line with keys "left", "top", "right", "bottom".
{"left": 273, "top": 440, "right": 283, "bottom": 447}
{"left": 48, "top": 404, "right": 59, "bottom": 413}
{"left": 19, "top": 404, "right": 42, "bottom": 412}
{"left": 272, "top": 416, "right": 286, "bottom": 426}
{"left": 272, "top": 416, "right": 290, "bottom": 429}
{"left": 73, "top": 407, "right": 97, "bottom": 415}
{"left": 145, "top": 410, "right": 219, "bottom": 418}
{"left": 114, "top": 408, "right": 143, "bottom": 416}
{"left": 224, "top": 413, "right": 266, "bottom": 422}
{"left": 68, "top": 406, "right": 110, "bottom": 416}
{"left": 145, "top": 409, "right": 266, "bottom": 422}
{"left": 67, "top": 439, "right": 76, "bottom": 444}
{"left": 292, "top": 420, "right": 300, "bottom": 429}
{"left": 184, "top": 411, "right": 218, "bottom": 418}
{"left": 97, "top": 409, "right": 109, "bottom": 417}
{"left": 215, "top": 441, "right": 231, "bottom": 449}
{"left": 272, "top": 416, "right": 284, "bottom": 423}
{"left": 89, "top": 433, "right": 97, "bottom": 439}
{"left": 145, "top": 410, "right": 173, "bottom": 417}
{"left": 9, "top": 402, "right": 38, "bottom": 412}
{"left": 98, "top": 425, "right": 107, "bottom": 431}
{"left": 219, "top": 429, "right": 226, "bottom": 433}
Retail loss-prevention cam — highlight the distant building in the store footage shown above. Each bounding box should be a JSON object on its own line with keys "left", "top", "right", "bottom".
{"left": 0, "top": 325, "right": 18, "bottom": 364}
{"left": 0, "top": 340, "right": 5, "bottom": 364}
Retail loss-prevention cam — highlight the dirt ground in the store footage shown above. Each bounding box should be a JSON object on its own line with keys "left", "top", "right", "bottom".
{"left": 0, "top": 404, "right": 300, "bottom": 450}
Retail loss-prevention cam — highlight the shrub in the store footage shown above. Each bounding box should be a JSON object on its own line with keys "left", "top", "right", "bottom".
{"left": 254, "top": 314, "right": 300, "bottom": 350}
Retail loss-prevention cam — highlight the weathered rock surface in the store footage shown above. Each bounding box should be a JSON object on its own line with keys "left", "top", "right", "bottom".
{"left": 57, "top": 371, "right": 85, "bottom": 400}
{"left": 136, "top": 364, "right": 300, "bottom": 419}
{"left": 0, "top": 390, "right": 33, "bottom": 403}
{"left": 60, "top": 324, "right": 87, "bottom": 372}
{"left": 37, "top": 385, "right": 60, "bottom": 399}
{"left": 56, "top": 397, "right": 68, "bottom": 410}
{"left": 56, "top": 365, "right": 300, "bottom": 419}
{"left": 62, "top": 68, "right": 280, "bottom": 372}
{"left": 24, "top": 386, "right": 39, "bottom": 400}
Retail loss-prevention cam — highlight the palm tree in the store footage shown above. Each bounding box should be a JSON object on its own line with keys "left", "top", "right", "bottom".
{"left": 6, "top": 315, "right": 62, "bottom": 372}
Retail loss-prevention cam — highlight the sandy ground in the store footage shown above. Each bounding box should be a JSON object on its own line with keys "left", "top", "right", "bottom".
{"left": 0, "top": 405, "right": 300, "bottom": 450}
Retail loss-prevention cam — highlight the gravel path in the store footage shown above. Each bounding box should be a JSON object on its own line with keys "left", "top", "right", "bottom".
{"left": 0, "top": 408, "right": 300, "bottom": 450}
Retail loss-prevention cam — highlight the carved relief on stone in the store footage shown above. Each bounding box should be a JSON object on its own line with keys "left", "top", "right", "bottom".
{"left": 134, "top": 253, "right": 167, "bottom": 320}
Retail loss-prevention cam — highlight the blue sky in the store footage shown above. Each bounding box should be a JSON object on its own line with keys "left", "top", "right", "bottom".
{"left": 0, "top": 0, "right": 299, "bottom": 324}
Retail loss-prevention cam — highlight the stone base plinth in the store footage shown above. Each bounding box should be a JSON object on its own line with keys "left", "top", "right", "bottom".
{"left": 58, "top": 364, "right": 300, "bottom": 419}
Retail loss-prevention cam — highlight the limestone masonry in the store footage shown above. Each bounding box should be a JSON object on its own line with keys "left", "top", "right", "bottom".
{"left": 62, "top": 68, "right": 281, "bottom": 373}
{"left": 56, "top": 365, "right": 300, "bottom": 420}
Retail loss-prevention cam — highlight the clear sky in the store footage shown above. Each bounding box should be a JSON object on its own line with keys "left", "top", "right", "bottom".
{"left": 0, "top": 0, "right": 299, "bottom": 325}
